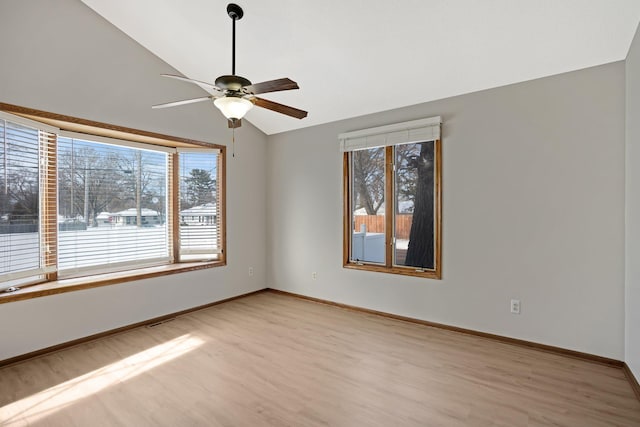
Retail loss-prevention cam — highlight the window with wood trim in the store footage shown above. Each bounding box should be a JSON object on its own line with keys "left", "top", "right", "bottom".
{"left": 341, "top": 117, "right": 442, "bottom": 279}
{"left": 0, "top": 118, "right": 48, "bottom": 285}
{"left": 178, "top": 149, "right": 221, "bottom": 261}
{"left": 57, "top": 135, "right": 171, "bottom": 277}
{"left": 0, "top": 107, "right": 225, "bottom": 292}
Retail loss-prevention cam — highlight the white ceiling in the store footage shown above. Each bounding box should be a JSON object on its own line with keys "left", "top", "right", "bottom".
{"left": 81, "top": 0, "right": 640, "bottom": 135}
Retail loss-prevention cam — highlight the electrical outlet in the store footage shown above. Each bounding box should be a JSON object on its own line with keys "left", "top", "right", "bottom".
{"left": 312, "top": 272, "right": 317, "bottom": 280}
{"left": 510, "top": 299, "right": 521, "bottom": 314}
{"left": 248, "top": 267, "right": 254, "bottom": 277}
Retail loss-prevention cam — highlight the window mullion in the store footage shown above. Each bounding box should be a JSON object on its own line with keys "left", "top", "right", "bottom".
{"left": 217, "top": 149, "right": 226, "bottom": 264}
{"left": 343, "top": 153, "right": 351, "bottom": 266}
{"left": 41, "top": 131, "right": 58, "bottom": 281}
{"left": 170, "top": 153, "right": 180, "bottom": 262}
{"left": 384, "top": 146, "right": 394, "bottom": 268}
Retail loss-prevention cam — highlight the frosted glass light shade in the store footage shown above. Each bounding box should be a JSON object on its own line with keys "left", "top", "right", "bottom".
{"left": 213, "top": 97, "right": 253, "bottom": 120}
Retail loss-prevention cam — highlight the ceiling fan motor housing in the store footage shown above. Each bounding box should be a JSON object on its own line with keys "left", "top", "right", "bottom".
{"left": 215, "top": 74, "right": 252, "bottom": 91}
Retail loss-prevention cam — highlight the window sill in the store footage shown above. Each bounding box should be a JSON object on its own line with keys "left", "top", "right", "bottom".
{"left": 343, "top": 262, "right": 441, "bottom": 279}
{"left": 0, "top": 261, "right": 225, "bottom": 304}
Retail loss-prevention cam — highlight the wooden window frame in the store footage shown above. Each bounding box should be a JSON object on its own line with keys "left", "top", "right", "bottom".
{"left": 343, "top": 140, "right": 442, "bottom": 279}
{"left": 0, "top": 102, "right": 226, "bottom": 303}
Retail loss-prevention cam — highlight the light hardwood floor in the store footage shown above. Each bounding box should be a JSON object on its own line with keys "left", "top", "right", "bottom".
{"left": 1, "top": 291, "right": 639, "bottom": 426}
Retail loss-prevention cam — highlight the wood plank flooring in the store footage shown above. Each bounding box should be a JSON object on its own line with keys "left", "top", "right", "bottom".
{"left": 1, "top": 291, "right": 639, "bottom": 426}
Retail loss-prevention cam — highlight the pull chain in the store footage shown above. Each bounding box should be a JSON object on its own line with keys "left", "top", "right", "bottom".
{"left": 232, "top": 125, "right": 236, "bottom": 158}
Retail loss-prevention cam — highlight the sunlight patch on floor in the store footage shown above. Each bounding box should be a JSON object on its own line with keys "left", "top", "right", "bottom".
{"left": 0, "top": 334, "right": 204, "bottom": 426}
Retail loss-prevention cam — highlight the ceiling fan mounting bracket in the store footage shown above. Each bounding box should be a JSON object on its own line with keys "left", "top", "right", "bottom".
{"left": 227, "top": 3, "right": 244, "bottom": 21}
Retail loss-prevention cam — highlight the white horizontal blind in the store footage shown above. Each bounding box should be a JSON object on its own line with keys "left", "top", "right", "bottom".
{"left": 0, "top": 119, "right": 47, "bottom": 286}
{"left": 178, "top": 151, "right": 220, "bottom": 261}
{"left": 57, "top": 136, "right": 170, "bottom": 277}
{"left": 339, "top": 116, "right": 441, "bottom": 152}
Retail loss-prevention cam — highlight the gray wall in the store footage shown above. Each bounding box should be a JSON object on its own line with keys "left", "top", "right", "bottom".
{"left": 626, "top": 23, "right": 640, "bottom": 379}
{"left": 267, "top": 62, "right": 626, "bottom": 359}
{"left": 0, "top": 0, "right": 267, "bottom": 360}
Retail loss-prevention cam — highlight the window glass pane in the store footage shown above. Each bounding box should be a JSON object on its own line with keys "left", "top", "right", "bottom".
{"left": 0, "top": 120, "right": 41, "bottom": 283}
{"left": 57, "top": 137, "right": 168, "bottom": 275}
{"left": 350, "top": 147, "right": 385, "bottom": 263}
{"left": 394, "top": 141, "right": 435, "bottom": 269}
{"left": 179, "top": 152, "right": 220, "bottom": 261}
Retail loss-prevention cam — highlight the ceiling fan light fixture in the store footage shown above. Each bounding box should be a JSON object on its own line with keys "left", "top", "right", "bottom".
{"left": 213, "top": 96, "right": 254, "bottom": 120}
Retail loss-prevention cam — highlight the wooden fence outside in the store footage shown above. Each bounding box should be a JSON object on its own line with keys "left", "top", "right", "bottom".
{"left": 353, "top": 214, "right": 413, "bottom": 240}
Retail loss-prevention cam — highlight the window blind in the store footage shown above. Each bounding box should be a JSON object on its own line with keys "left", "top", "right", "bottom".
{"left": 57, "top": 136, "right": 170, "bottom": 277}
{"left": 0, "top": 117, "right": 56, "bottom": 286}
{"left": 339, "top": 116, "right": 441, "bottom": 152}
{"left": 178, "top": 150, "right": 221, "bottom": 261}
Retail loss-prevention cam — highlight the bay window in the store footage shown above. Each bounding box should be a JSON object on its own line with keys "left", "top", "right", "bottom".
{"left": 0, "top": 106, "right": 225, "bottom": 294}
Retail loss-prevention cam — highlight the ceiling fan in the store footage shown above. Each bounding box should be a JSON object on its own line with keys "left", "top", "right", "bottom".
{"left": 152, "top": 3, "right": 307, "bottom": 129}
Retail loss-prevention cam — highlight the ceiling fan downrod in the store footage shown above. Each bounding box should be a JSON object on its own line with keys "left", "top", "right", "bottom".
{"left": 227, "top": 3, "right": 244, "bottom": 76}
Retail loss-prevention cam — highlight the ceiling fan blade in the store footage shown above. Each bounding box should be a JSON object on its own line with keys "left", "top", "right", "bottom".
{"left": 228, "top": 119, "right": 242, "bottom": 128}
{"left": 160, "top": 74, "right": 222, "bottom": 92}
{"left": 253, "top": 97, "right": 308, "bottom": 119}
{"left": 242, "top": 78, "right": 299, "bottom": 95}
{"left": 152, "top": 96, "right": 214, "bottom": 109}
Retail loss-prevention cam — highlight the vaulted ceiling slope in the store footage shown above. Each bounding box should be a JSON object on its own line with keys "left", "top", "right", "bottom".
{"left": 81, "top": 0, "right": 640, "bottom": 135}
